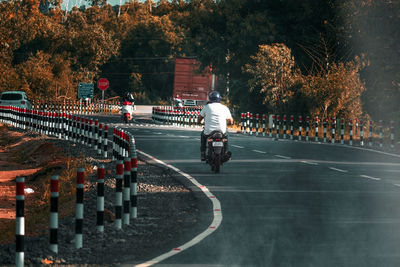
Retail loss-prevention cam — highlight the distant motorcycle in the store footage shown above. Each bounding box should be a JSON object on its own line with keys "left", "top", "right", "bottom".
{"left": 206, "top": 131, "right": 231, "bottom": 173}
{"left": 121, "top": 101, "right": 134, "bottom": 123}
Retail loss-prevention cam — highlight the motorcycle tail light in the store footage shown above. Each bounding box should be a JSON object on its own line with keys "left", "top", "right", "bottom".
{"left": 215, "top": 138, "right": 221, "bottom": 141}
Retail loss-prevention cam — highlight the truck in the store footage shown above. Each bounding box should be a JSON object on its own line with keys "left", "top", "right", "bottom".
{"left": 173, "top": 57, "right": 217, "bottom": 107}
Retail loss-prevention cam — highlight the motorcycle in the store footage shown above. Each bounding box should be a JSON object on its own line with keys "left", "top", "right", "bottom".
{"left": 206, "top": 131, "right": 231, "bottom": 173}
{"left": 121, "top": 101, "right": 134, "bottom": 123}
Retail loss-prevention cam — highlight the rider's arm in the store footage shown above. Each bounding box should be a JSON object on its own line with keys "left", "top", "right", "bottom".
{"left": 197, "top": 114, "right": 204, "bottom": 124}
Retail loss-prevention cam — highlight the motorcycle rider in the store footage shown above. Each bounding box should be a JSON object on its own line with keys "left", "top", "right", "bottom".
{"left": 197, "top": 91, "right": 233, "bottom": 161}
{"left": 121, "top": 92, "right": 135, "bottom": 120}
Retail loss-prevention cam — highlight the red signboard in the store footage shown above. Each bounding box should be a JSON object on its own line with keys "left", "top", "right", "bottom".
{"left": 97, "top": 78, "right": 109, "bottom": 91}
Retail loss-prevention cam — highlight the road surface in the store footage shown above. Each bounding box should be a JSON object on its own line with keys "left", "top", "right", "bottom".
{"left": 106, "top": 115, "right": 400, "bottom": 267}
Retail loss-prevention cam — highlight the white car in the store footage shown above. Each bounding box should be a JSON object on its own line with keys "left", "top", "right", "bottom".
{"left": 0, "top": 91, "right": 32, "bottom": 109}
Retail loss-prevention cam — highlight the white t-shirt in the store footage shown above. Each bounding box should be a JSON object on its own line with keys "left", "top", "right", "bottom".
{"left": 200, "top": 103, "right": 232, "bottom": 135}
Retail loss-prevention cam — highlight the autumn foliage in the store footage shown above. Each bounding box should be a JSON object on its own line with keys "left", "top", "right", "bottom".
{"left": 0, "top": 0, "right": 398, "bottom": 120}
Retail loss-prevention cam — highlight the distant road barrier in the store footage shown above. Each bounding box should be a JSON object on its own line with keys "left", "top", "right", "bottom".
{"left": 240, "top": 112, "right": 399, "bottom": 150}
{"left": 31, "top": 99, "right": 120, "bottom": 115}
{"left": 0, "top": 105, "right": 139, "bottom": 265}
{"left": 152, "top": 106, "right": 203, "bottom": 127}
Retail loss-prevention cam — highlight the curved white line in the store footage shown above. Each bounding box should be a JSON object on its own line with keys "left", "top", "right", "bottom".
{"left": 135, "top": 149, "right": 222, "bottom": 267}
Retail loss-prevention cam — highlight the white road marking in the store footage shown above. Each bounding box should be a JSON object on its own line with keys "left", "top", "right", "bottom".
{"left": 135, "top": 150, "right": 222, "bottom": 267}
{"left": 301, "top": 160, "right": 318, "bottom": 165}
{"left": 274, "top": 155, "right": 291, "bottom": 159}
{"left": 393, "top": 184, "right": 400, "bottom": 187}
{"left": 253, "top": 150, "right": 266, "bottom": 154}
{"left": 232, "top": 145, "right": 244, "bottom": 149}
{"left": 360, "top": 175, "right": 381, "bottom": 181}
{"left": 329, "top": 167, "right": 348, "bottom": 173}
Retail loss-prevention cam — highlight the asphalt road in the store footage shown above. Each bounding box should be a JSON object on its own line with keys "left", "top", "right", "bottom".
{"left": 107, "top": 115, "right": 400, "bottom": 267}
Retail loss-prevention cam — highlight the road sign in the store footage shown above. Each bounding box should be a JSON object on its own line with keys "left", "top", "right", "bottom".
{"left": 97, "top": 78, "right": 109, "bottom": 91}
{"left": 78, "top": 83, "right": 94, "bottom": 99}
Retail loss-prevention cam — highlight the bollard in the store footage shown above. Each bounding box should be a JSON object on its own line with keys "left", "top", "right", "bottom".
{"left": 97, "top": 165, "right": 105, "bottom": 233}
{"left": 241, "top": 113, "right": 244, "bottom": 134}
{"left": 50, "top": 175, "right": 59, "bottom": 253}
{"left": 379, "top": 120, "right": 383, "bottom": 148}
{"left": 115, "top": 161, "right": 124, "bottom": 229}
{"left": 349, "top": 119, "right": 353, "bottom": 146}
{"left": 276, "top": 115, "right": 280, "bottom": 140}
{"left": 315, "top": 116, "right": 319, "bottom": 142}
{"left": 246, "top": 112, "right": 250, "bottom": 134}
{"left": 360, "top": 119, "right": 364, "bottom": 146}
{"left": 130, "top": 142, "right": 138, "bottom": 219}
{"left": 94, "top": 120, "right": 99, "bottom": 152}
{"left": 340, "top": 118, "right": 345, "bottom": 144}
{"left": 123, "top": 158, "right": 131, "bottom": 225}
{"left": 269, "top": 114, "right": 275, "bottom": 138}
{"left": 323, "top": 117, "right": 327, "bottom": 143}
{"left": 255, "top": 114, "right": 259, "bottom": 136}
{"left": 390, "top": 120, "right": 395, "bottom": 149}
{"left": 249, "top": 113, "right": 253, "bottom": 135}
{"left": 369, "top": 120, "right": 373, "bottom": 147}
{"left": 75, "top": 168, "right": 84, "bottom": 249}
{"left": 283, "top": 115, "right": 287, "bottom": 139}
{"left": 262, "top": 114, "right": 266, "bottom": 137}
{"left": 16, "top": 177, "right": 25, "bottom": 267}
{"left": 331, "top": 117, "right": 336, "bottom": 143}
{"left": 103, "top": 125, "right": 109, "bottom": 158}
{"left": 298, "top": 115, "right": 303, "bottom": 141}
{"left": 306, "top": 116, "right": 310, "bottom": 141}
{"left": 290, "top": 115, "right": 294, "bottom": 140}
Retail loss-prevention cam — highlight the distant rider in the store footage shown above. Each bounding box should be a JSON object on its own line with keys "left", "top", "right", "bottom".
{"left": 122, "top": 92, "right": 135, "bottom": 118}
{"left": 197, "top": 91, "right": 233, "bottom": 161}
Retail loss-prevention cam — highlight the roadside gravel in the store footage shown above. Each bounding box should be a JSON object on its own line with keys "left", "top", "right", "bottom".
{"left": 0, "top": 134, "right": 209, "bottom": 266}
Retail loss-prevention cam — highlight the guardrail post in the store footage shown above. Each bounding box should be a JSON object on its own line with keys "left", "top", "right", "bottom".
{"left": 50, "top": 175, "right": 59, "bottom": 253}
{"left": 130, "top": 139, "right": 138, "bottom": 219}
{"left": 283, "top": 115, "right": 287, "bottom": 139}
{"left": 124, "top": 157, "right": 131, "bottom": 225}
{"left": 315, "top": 116, "right": 319, "bottom": 142}
{"left": 97, "top": 165, "right": 105, "bottom": 233}
{"left": 75, "top": 168, "right": 84, "bottom": 249}
{"left": 306, "top": 116, "right": 310, "bottom": 141}
{"left": 323, "top": 117, "right": 327, "bottom": 143}
{"left": 360, "top": 119, "right": 364, "bottom": 146}
{"left": 262, "top": 114, "right": 266, "bottom": 137}
{"left": 115, "top": 161, "right": 124, "bottom": 229}
{"left": 276, "top": 115, "right": 280, "bottom": 140}
{"left": 298, "top": 115, "right": 303, "bottom": 141}
{"left": 331, "top": 117, "right": 336, "bottom": 143}
{"left": 349, "top": 119, "right": 353, "bottom": 146}
{"left": 340, "top": 118, "right": 345, "bottom": 144}
{"left": 16, "top": 177, "right": 25, "bottom": 267}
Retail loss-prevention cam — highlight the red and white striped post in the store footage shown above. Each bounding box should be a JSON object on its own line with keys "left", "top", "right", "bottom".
{"left": 115, "top": 161, "right": 124, "bottom": 229}
{"left": 262, "top": 114, "right": 266, "bottom": 137}
{"left": 276, "top": 115, "right": 280, "bottom": 140}
{"left": 390, "top": 120, "right": 395, "bottom": 149}
{"left": 16, "top": 177, "right": 25, "bottom": 267}
{"left": 130, "top": 140, "right": 138, "bottom": 219}
{"left": 50, "top": 175, "right": 59, "bottom": 253}
{"left": 315, "top": 116, "right": 319, "bottom": 142}
{"left": 331, "top": 117, "right": 336, "bottom": 143}
{"left": 255, "top": 114, "right": 259, "bottom": 136}
{"left": 75, "top": 168, "right": 84, "bottom": 249}
{"left": 340, "top": 118, "right": 345, "bottom": 144}
{"left": 369, "top": 120, "right": 373, "bottom": 147}
{"left": 123, "top": 158, "right": 131, "bottom": 225}
{"left": 379, "top": 120, "right": 383, "bottom": 148}
{"left": 306, "top": 116, "right": 310, "bottom": 141}
{"left": 323, "top": 117, "right": 327, "bottom": 142}
{"left": 246, "top": 112, "right": 250, "bottom": 134}
{"left": 269, "top": 115, "right": 275, "bottom": 138}
{"left": 97, "top": 165, "right": 105, "bottom": 233}
{"left": 349, "top": 119, "right": 353, "bottom": 146}
{"left": 298, "top": 116, "right": 303, "bottom": 141}
{"left": 283, "top": 115, "right": 287, "bottom": 139}
{"left": 103, "top": 125, "right": 109, "bottom": 158}
{"left": 249, "top": 113, "right": 253, "bottom": 135}
{"left": 290, "top": 115, "right": 294, "bottom": 140}
{"left": 360, "top": 119, "right": 364, "bottom": 146}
